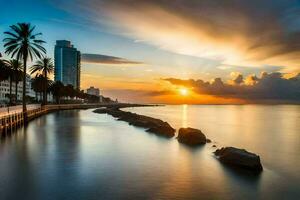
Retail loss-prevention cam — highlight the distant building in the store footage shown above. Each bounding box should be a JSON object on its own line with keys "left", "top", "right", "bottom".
{"left": 0, "top": 74, "right": 34, "bottom": 103}
{"left": 54, "top": 40, "right": 81, "bottom": 89}
{"left": 87, "top": 86, "right": 100, "bottom": 97}
{"left": 87, "top": 86, "right": 103, "bottom": 102}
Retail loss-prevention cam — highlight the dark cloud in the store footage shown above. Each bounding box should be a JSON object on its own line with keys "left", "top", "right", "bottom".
{"left": 145, "top": 90, "right": 174, "bottom": 96}
{"left": 81, "top": 53, "right": 142, "bottom": 65}
{"left": 107, "top": 89, "right": 174, "bottom": 97}
{"left": 232, "top": 74, "right": 244, "bottom": 85}
{"left": 164, "top": 72, "right": 300, "bottom": 102}
{"left": 102, "top": 89, "right": 171, "bottom": 103}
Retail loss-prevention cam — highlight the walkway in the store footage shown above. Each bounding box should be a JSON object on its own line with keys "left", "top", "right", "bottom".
{"left": 0, "top": 103, "right": 115, "bottom": 137}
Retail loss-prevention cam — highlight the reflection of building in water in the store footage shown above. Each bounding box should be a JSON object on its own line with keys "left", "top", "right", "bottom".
{"left": 53, "top": 110, "right": 81, "bottom": 163}
{"left": 182, "top": 104, "right": 188, "bottom": 128}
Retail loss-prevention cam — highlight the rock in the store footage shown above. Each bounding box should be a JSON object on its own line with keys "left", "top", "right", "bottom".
{"left": 94, "top": 108, "right": 175, "bottom": 138}
{"left": 212, "top": 145, "right": 217, "bottom": 147}
{"left": 146, "top": 125, "right": 175, "bottom": 138}
{"left": 206, "top": 139, "right": 212, "bottom": 143}
{"left": 177, "top": 127, "right": 207, "bottom": 146}
{"left": 93, "top": 108, "right": 107, "bottom": 114}
{"left": 214, "top": 147, "right": 263, "bottom": 172}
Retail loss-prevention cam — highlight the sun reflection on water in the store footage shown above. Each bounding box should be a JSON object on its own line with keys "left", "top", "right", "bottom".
{"left": 182, "top": 104, "right": 188, "bottom": 128}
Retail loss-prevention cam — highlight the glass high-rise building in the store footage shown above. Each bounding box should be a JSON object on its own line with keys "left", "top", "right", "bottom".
{"left": 54, "top": 40, "right": 81, "bottom": 89}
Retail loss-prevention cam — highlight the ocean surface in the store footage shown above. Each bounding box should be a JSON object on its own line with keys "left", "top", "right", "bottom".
{"left": 0, "top": 105, "right": 299, "bottom": 200}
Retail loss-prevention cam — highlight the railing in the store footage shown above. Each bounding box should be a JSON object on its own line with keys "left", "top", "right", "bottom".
{"left": 0, "top": 104, "right": 41, "bottom": 117}
{"left": 0, "top": 111, "right": 24, "bottom": 136}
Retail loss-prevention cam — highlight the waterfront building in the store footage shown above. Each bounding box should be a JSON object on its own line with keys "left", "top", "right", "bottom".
{"left": 87, "top": 86, "right": 102, "bottom": 102}
{"left": 54, "top": 40, "right": 81, "bottom": 89}
{"left": 87, "top": 86, "right": 100, "bottom": 96}
{"left": 0, "top": 74, "right": 35, "bottom": 103}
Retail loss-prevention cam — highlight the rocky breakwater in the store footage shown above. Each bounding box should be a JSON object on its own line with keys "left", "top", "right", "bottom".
{"left": 214, "top": 147, "right": 263, "bottom": 173}
{"left": 94, "top": 108, "right": 175, "bottom": 138}
{"left": 177, "top": 127, "right": 210, "bottom": 146}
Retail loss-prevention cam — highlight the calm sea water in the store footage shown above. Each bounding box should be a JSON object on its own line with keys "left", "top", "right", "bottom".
{"left": 0, "top": 105, "right": 299, "bottom": 200}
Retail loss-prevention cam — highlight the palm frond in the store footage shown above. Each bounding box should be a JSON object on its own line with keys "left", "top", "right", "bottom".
{"left": 3, "top": 31, "right": 19, "bottom": 39}
{"left": 28, "top": 25, "right": 35, "bottom": 35}
{"left": 32, "top": 43, "right": 47, "bottom": 53}
{"left": 30, "top": 32, "right": 42, "bottom": 39}
{"left": 5, "top": 45, "right": 20, "bottom": 56}
{"left": 30, "top": 67, "right": 41, "bottom": 74}
{"left": 3, "top": 40, "right": 19, "bottom": 47}
{"left": 33, "top": 39, "right": 46, "bottom": 44}
{"left": 3, "top": 23, "right": 46, "bottom": 61}
{"left": 16, "top": 48, "right": 24, "bottom": 61}
{"left": 10, "top": 25, "right": 22, "bottom": 35}
{"left": 30, "top": 46, "right": 43, "bottom": 59}
{"left": 28, "top": 48, "right": 33, "bottom": 61}
{"left": 11, "top": 47, "right": 21, "bottom": 59}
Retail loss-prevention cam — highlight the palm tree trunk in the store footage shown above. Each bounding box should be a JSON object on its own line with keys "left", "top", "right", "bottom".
{"left": 15, "top": 81, "right": 18, "bottom": 103}
{"left": 43, "top": 70, "right": 47, "bottom": 105}
{"left": 23, "top": 53, "right": 28, "bottom": 124}
{"left": 9, "top": 76, "right": 12, "bottom": 105}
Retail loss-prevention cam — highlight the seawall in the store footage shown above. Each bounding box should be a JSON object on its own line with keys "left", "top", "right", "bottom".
{"left": 0, "top": 103, "right": 153, "bottom": 138}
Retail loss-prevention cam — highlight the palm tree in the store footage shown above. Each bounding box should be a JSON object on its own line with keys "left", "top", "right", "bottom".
{"left": 30, "top": 57, "right": 53, "bottom": 105}
{"left": 0, "top": 59, "right": 14, "bottom": 104}
{"left": 0, "top": 59, "right": 10, "bottom": 82}
{"left": 31, "top": 75, "right": 45, "bottom": 101}
{"left": 65, "top": 84, "right": 76, "bottom": 99}
{"left": 3, "top": 23, "right": 46, "bottom": 122}
{"left": 14, "top": 67, "right": 23, "bottom": 103}
{"left": 3, "top": 59, "right": 23, "bottom": 104}
{"left": 7, "top": 67, "right": 13, "bottom": 105}
{"left": 50, "top": 81, "right": 64, "bottom": 104}
{"left": 0, "top": 60, "right": 11, "bottom": 104}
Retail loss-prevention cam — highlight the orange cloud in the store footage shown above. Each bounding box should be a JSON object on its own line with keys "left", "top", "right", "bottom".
{"left": 163, "top": 72, "right": 300, "bottom": 103}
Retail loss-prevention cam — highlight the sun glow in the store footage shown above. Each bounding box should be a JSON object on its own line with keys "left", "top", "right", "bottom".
{"left": 179, "top": 88, "right": 189, "bottom": 96}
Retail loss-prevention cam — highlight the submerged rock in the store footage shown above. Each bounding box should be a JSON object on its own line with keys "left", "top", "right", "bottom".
{"left": 214, "top": 147, "right": 263, "bottom": 172}
{"left": 94, "top": 108, "right": 175, "bottom": 138}
{"left": 146, "top": 125, "right": 175, "bottom": 138}
{"left": 177, "top": 127, "right": 207, "bottom": 146}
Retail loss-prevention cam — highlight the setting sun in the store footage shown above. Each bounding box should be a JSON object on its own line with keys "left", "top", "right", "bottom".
{"left": 179, "top": 88, "right": 189, "bottom": 96}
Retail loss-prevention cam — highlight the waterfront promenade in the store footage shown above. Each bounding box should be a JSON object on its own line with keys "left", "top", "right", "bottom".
{"left": 0, "top": 103, "right": 152, "bottom": 137}
{"left": 0, "top": 103, "right": 115, "bottom": 137}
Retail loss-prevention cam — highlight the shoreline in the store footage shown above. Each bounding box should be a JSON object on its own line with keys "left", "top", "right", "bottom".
{"left": 0, "top": 103, "right": 156, "bottom": 138}
{"left": 2, "top": 103, "right": 264, "bottom": 174}
{"left": 94, "top": 106, "right": 264, "bottom": 174}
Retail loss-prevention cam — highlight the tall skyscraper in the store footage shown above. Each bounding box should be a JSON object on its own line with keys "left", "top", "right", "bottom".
{"left": 54, "top": 40, "right": 81, "bottom": 89}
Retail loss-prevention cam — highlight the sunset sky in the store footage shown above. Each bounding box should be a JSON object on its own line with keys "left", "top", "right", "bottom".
{"left": 1, "top": 0, "right": 299, "bottom": 104}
